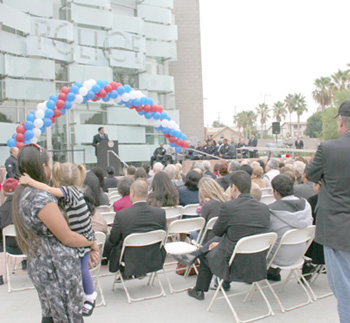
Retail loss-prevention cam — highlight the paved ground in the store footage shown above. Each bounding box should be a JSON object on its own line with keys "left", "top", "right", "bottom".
{"left": 0, "top": 255, "right": 339, "bottom": 323}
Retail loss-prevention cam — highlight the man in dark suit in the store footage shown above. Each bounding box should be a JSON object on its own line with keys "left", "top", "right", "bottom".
{"left": 108, "top": 180, "right": 166, "bottom": 276}
{"left": 305, "top": 101, "right": 350, "bottom": 323}
{"left": 150, "top": 142, "right": 166, "bottom": 167}
{"left": 177, "top": 171, "right": 270, "bottom": 300}
{"left": 248, "top": 133, "right": 258, "bottom": 158}
{"left": 5, "top": 147, "right": 19, "bottom": 179}
{"left": 92, "top": 127, "right": 109, "bottom": 156}
{"left": 295, "top": 137, "right": 304, "bottom": 149}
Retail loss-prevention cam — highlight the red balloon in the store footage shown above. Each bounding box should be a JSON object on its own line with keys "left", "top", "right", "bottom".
{"left": 15, "top": 133, "right": 25, "bottom": 142}
{"left": 99, "top": 90, "right": 107, "bottom": 98}
{"left": 54, "top": 109, "right": 62, "bottom": 117}
{"left": 16, "top": 142, "right": 24, "bottom": 149}
{"left": 164, "top": 133, "right": 170, "bottom": 138}
{"left": 61, "top": 87, "right": 70, "bottom": 94}
{"left": 16, "top": 125, "right": 26, "bottom": 134}
{"left": 115, "top": 83, "right": 123, "bottom": 89}
{"left": 286, "top": 153, "right": 290, "bottom": 158}
{"left": 58, "top": 93, "right": 66, "bottom": 101}
{"left": 156, "top": 105, "right": 163, "bottom": 113}
{"left": 56, "top": 100, "right": 65, "bottom": 109}
{"left": 110, "top": 82, "right": 118, "bottom": 90}
{"left": 176, "top": 138, "right": 184, "bottom": 146}
{"left": 135, "top": 106, "right": 143, "bottom": 112}
{"left": 92, "top": 95, "right": 99, "bottom": 102}
{"left": 143, "top": 105, "right": 151, "bottom": 113}
{"left": 151, "top": 104, "right": 158, "bottom": 112}
{"left": 182, "top": 140, "right": 190, "bottom": 148}
{"left": 50, "top": 116, "right": 56, "bottom": 124}
{"left": 168, "top": 136, "right": 176, "bottom": 143}
{"left": 129, "top": 105, "right": 135, "bottom": 109}
{"left": 104, "top": 84, "right": 112, "bottom": 93}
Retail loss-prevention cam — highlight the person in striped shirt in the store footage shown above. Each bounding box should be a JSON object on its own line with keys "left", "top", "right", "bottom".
{"left": 20, "top": 162, "right": 97, "bottom": 317}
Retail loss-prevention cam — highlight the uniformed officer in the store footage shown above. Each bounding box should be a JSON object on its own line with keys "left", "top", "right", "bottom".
{"left": 5, "top": 147, "right": 19, "bottom": 179}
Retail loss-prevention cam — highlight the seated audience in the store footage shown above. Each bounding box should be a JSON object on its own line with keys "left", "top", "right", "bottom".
{"left": 91, "top": 166, "right": 107, "bottom": 192}
{"left": 147, "top": 171, "right": 179, "bottom": 207}
{"left": 126, "top": 166, "right": 136, "bottom": 178}
{"left": 104, "top": 167, "right": 119, "bottom": 191}
{"left": 294, "top": 172, "right": 317, "bottom": 200}
{"left": 175, "top": 163, "right": 185, "bottom": 184}
{"left": 148, "top": 162, "right": 164, "bottom": 186}
{"left": 134, "top": 167, "right": 148, "bottom": 183}
{"left": 267, "top": 174, "right": 312, "bottom": 281}
{"left": 202, "top": 161, "right": 217, "bottom": 179}
{"left": 213, "top": 163, "right": 219, "bottom": 177}
{"left": 164, "top": 164, "right": 183, "bottom": 188}
{"left": 178, "top": 170, "right": 201, "bottom": 206}
{"left": 142, "top": 163, "right": 152, "bottom": 179}
{"left": 216, "top": 161, "right": 240, "bottom": 191}
{"left": 113, "top": 177, "right": 134, "bottom": 212}
{"left": 293, "top": 160, "right": 306, "bottom": 185}
{"left": 252, "top": 165, "right": 267, "bottom": 188}
{"left": 262, "top": 159, "right": 280, "bottom": 187}
{"left": 84, "top": 171, "right": 109, "bottom": 206}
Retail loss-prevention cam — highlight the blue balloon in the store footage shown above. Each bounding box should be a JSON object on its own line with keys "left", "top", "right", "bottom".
{"left": 153, "top": 112, "right": 160, "bottom": 120}
{"left": 43, "top": 118, "right": 52, "bottom": 127}
{"left": 70, "top": 85, "right": 79, "bottom": 94}
{"left": 110, "top": 90, "right": 118, "bottom": 99}
{"left": 26, "top": 113, "right": 36, "bottom": 122}
{"left": 175, "top": 131, "right": 182, "bottom": 138}
{"left": 47, "top": 100, "right": 56, "bottom": 109}
{"left": 117, "top": 86, "right": 125, "bottom": 95}
{"left": 155, "top": 126, "right": 162, "bottom": 131}
{"left": 102, "top": 95, "right": 110, "bottom": 102}
{"left": 166, "top": 115, "right": 171, "bottom": 121}
{"left": 96, "top": 80, "right": 105, "bottom": 88}
{"left": 138, "top": 110, "right": 146, "bottom": 116}
{"left": 181, "top": 133, "right": 187, "bottom": 141}
{"left": 169, "top": 129, "right": 176, "bottom": 137}
{"left": 12, "top": 133, "right": 16, "bottom": 139}
{"left": 40, "top": 126, "right": 46, "bottom": 133}
{"left": 61, "top": 108, "right": 66, "bottom": 116}
{"left": 103, "top": 80, "right": 109, "bottom": 86}
{"left": 66, "top": 92, "right": 76, "bottom": 101}
{"left": 64, "top": 101, "right": 72, "bottom": 110}
{"left": 24, "top": 121, "right": 34, "bottom": 130}
{"left": 23, "top": 139, "right": 31, "bottom": 145}
{"left": 147, "top": 98, "right": 154, "bottom": 105}
{"left": 133, "top": 99, "right": 141, "bottom": 107}
{"left": 49, "top": 95, "right": 57, "bottom": 102}
{"left": 160, "top": 112, "right": 167, "bottom": 120}
{"left": 74, "top": 82, "right": 83, "bottom": 88}
{"left": 7, "top": 138, "right": 16, "bottom": 147}
{"left": 92, "top": 85, "right": 101, "bottom": 94}
{"left": 140, "top": 97, "right": 147, "bottom": 105}
{"left": 145, "top": 112, "right": 153, "bottom": 119}
{"left": 170, "top": 142, "right": 177, "bottom": 147}
{"left": 125, "top": 101, "right": 133, "bottom": 107}
{"left": 161, "top": 127, "right": 169, "bottom": 134}
{"left": 175, "top": 146, "right": 182, "bottom": 153}
{"left": 87, "top": 91, "right": 95, "bottom": 100}
{"left": 82, "top": 97, "right": 88, "bottom": 104}
{"left": 45, "top": 109, "right": 54, "bottom": 118}
{"left": 124, "top": 84, "right": 132, "bottom": 93}
{"left": 24, "top": 130, "right": 34, "bottom": 140}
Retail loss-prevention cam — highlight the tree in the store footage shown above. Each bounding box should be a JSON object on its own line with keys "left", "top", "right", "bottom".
{"left": 234, "top": 112, "right": 250, "bottom": 138}
{"left": 212, "top": 120, "right": 226, "bottom": 127}
{"left": 294, "top": 93, "right": 308, "bottom": 137}
{"left": 284, "top": 94, "right": 296, "bottom": 134}
{"left": 312, "top": 76, "right": 335, "bottom": 112}
{"left": 331, "top": 69, "right": 350, "bottom": 91}
{"left": 272, "top": 101, "right": 287, "bottom": 122}
{"left": 322, "top": 107, "right": 338, "bottom": 140}
{"left": 255, "top": 103, "right": 270, "bottom": 139}
{"left": 305, "top": 111, "right": 322, "bottom": 138}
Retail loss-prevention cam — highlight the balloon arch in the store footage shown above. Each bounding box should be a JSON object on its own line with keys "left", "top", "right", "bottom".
{"left": 7, "top": 80, "right": 189, "bottom": 152}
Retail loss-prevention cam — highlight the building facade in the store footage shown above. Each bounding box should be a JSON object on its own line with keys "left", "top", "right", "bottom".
{"left": 0, "top": 0, "right": 203, "bottom": 167}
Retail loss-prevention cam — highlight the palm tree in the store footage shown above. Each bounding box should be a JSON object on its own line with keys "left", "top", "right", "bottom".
{"left": 331, "top": 69, "right": 350, "bottom": 91}
{"left": 312, "top": 77, "right": 335, "bottom": 112}
{"left": 234, "top": 111, "right": 250, "bottom": 138}
{"left": 273, "top": 101, "right": 287, "bottom": 123}
{"left": 246, "top": 110, "right": 257, "bottom": 138}
{"left": 255, "top": 103, "right": 270, "bottom": 139}
{"left": 294, "top": 93, "right": 308, "bottom": 137}
{"left": 284, "top": 94, "right": 296, "bottom": 134}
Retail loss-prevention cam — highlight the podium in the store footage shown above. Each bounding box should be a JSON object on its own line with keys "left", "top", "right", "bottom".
{"left": 96, "top": 140, "right": 122, "bottom": 175}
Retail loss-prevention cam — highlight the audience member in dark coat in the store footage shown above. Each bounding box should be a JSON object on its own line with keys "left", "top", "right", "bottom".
{"left": 104, "top": 167, "right": 119, "bottom": 191}
{"left": 178, "top": 170, "right": 201, "bottom": 206}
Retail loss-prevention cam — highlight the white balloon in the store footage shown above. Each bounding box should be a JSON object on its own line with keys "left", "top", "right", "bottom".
{"left": 115, "top": 96, "right": 122, "bottom": 104}
{"left": 129, "top": 91, "right": 137, "bottom": 100}
{"left": 135, "top": 91, "right": 143, "bottom": 99}
{"left": 75, "top": 94, "right": 83, "bottom": 104}
{"left": 121, "top": 93, "right": 130, "bottom": 102}
{"left": 153, "top": 120, "right": 161, "bottom": 127}
{"left": 34, "top": 118, "right": 44, "bottom": 129}
{"left": 83, "top": 81, "right": 92, "bottom": 91}
{"left": 79, "top": 87, "right": 88, "bottom": 96}
{"left": 33, "top": 127, "right": 41, "bottom": 137}
{"left": 174, "top": 124, "right": 180, "bottom": 131}
{"left": 88, "top": 79, "right": 96, "bottom": 85}
{"left": 168, "top": 120, "right": 176, "bottom": 129}
{"left": 147, "top": 118, "right": 154, "bottom": 125}
{"left": 35, "top": 110, "right": 45, "bottom": 119}
{"left": 30, "top": 137, "right": 38, "bottom": 144}
{"left": 161, "top": 119, "right": 169, "bottom": 127}
{"left": 37, "top": 103, "right": 46, "bottom": 111}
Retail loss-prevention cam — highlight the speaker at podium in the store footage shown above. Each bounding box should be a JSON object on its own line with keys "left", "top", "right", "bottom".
{"left": 96, "top": 140, "right": 122, "bottom": 175}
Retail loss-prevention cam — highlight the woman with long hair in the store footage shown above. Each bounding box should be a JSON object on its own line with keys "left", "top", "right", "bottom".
{"left": 12, "top": 145, "right": 99, "bottom": 322}
{"left": 147, "top": 171, "right": 179, "bottom": 207}
{"left": 178, "top": 170, "right": 201, "bottom": 206}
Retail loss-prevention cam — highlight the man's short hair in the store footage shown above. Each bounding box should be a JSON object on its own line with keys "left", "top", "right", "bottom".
{"left": 153, "top": 162, "right": 164, "bottom": 173}
{"left": 229, "top": 160, "right": 240, "bottom": 172}
{"left": 127, "top": 166, "right": 136, "bottom": 175}
{"left": 240, "top": 164, "right": 253, "bottom": 176}
{"left": 106, "top": 166, "right": 115, "bottom": 176}
{"left": 271, "top": 174, "right": 294, "bottom": 197}
{"left": 267, "top": 159, "right": 279, "bottom": 170}
{"left": 10, "top": 147, "right": 17, "bottom": 155}
{"left": 130, "top": 179, "right": 148, "bottom": 199}
{"left": 293, "top": 160, "right": 306, "bottom": 175}
{"left": 142, "top": 163, "right": 150, "bottom": 174}
{"left": 202, "top": 160, "right": 211, "bottom": 171}
{"left": 98, "top": 127, "right": 104, "bottom": 132}
{"left": 229, "top": 170, "right": 251, "bottom": 193}
{"left": 341, "top": 115, "right": 350, "bottom": 130}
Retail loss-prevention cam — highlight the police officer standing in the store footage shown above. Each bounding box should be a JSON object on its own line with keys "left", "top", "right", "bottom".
{"left": 5, "top": 147, "right": 19, "bottom": 179}
{"left": 150, "top": 142, "right": 166, "bottom": 167}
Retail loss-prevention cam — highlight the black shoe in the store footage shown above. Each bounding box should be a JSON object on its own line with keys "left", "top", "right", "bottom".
{"left": 0, "top": 275, "right": 4, "bottom": 285}
{"left": 101, "top": 259, "right": 108, "bottom": 266}
{"left": 187, "top": 287, "right": 204, "bottom": 300}
{"left": 21, "top": 260, "right": 27, "bottom": 270}
{"left": 267, "top": 273, "right": 281, "bottom": 281}
{"left": 173, "top": 253, "right": 196, "bottom": 267}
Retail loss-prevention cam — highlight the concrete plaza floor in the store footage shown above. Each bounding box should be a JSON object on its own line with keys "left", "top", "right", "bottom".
{"left": 0, "top": 256, "right": 339, "bottom": 323}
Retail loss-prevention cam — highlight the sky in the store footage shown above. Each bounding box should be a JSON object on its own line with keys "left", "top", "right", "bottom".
{"left": 199, "top": 0, "right": 350, "bottom": 128}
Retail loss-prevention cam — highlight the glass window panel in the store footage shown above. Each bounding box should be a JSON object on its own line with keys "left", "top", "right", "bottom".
{"left": 68, "top": 64, "right": 112, "bottom": 82}
{"left": 5, "top": 79, "right": 55, "bottom": 101}
{"left": 142, "top": 0, "right": 173, "bottom": 9}
{"left": 3, "top": 0, "right": 53, "bottom": 17}
{"left": 139, "top": 74, "right": 174, "bottom": 92}
{"left": 137, "top": 5, "right": 172, "bottom": 24}
{"left": 71, "top": 4, "right": 113, "bottom": 29}
{"left": 0, "top": 107, "right": 16, "bottom": 123}
{"left": 0, "top": 3, "right": 31, "bottom": 34}
{"left": 144, "top": 22, "right": 177, "bottom": 41}
{"left": 0, "top": 31, "right": 26, "bottom": 56}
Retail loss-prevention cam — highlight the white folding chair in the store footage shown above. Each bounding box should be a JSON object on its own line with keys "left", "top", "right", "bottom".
{"left": 89, "top": 231, "right": 107, "bottom": 306}
{"left": 112, "top": 230, "right": 167, "bottom": 303}
{"left": 261, "top": 187, "right": 273, "bottom": 196}
{"left": 96, "top": 205, "right": 112, "bottom": 213}
{"left": 306, "top": 264, "right": 333, "bottom": 300}
{"left": 109, "top": 194, "right": 122, "bottom": 204}
{"left": 260, "top": 194, "right": 275, "bottom": 205}
{"left": 207, "top": 232, "right": 278, "bottom": 323}
{"left": 198, "top": 216, "right": 218, "bottom": 246}
{"left": 164, "top": 217, "right": 206, "bottom": 293}
{"left": 266, "top": 225, "right": 316, "bottom": 312}
{"left": 182, "top": 203, "right": 200, "bottom": 217}
{"left": 100, "top": 211, "right": 115, "bottom": 227}
{"left": 108, "top": 187, "right": 119, "bottom": 194}
{"left": 162, "top": 205, "right": 183, "bottom": 229}
{"left": 3, "top": 224, "right": 34, "bottom": 293}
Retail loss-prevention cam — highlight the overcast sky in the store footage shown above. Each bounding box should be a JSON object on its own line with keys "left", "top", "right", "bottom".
{"left": 199, "top": 0, "right": 350, "bottom": 128}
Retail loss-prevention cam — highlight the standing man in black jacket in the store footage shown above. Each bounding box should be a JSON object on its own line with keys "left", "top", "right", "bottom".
{"left": 5, "top": 147, "right": 19, "bottom": 179}
{"left": 248, "top": 133, "right": 258, "bottom": 158}
{"left": 305, "top": 101, "right": 350, "bottom": 323}
{"left": 92, "top": 127, "right": 109, "bottom": 156}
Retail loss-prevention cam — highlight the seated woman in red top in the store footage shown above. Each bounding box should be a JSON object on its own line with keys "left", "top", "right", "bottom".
{"left": 113, "top": 177, "right": 134, "bottom": 212}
